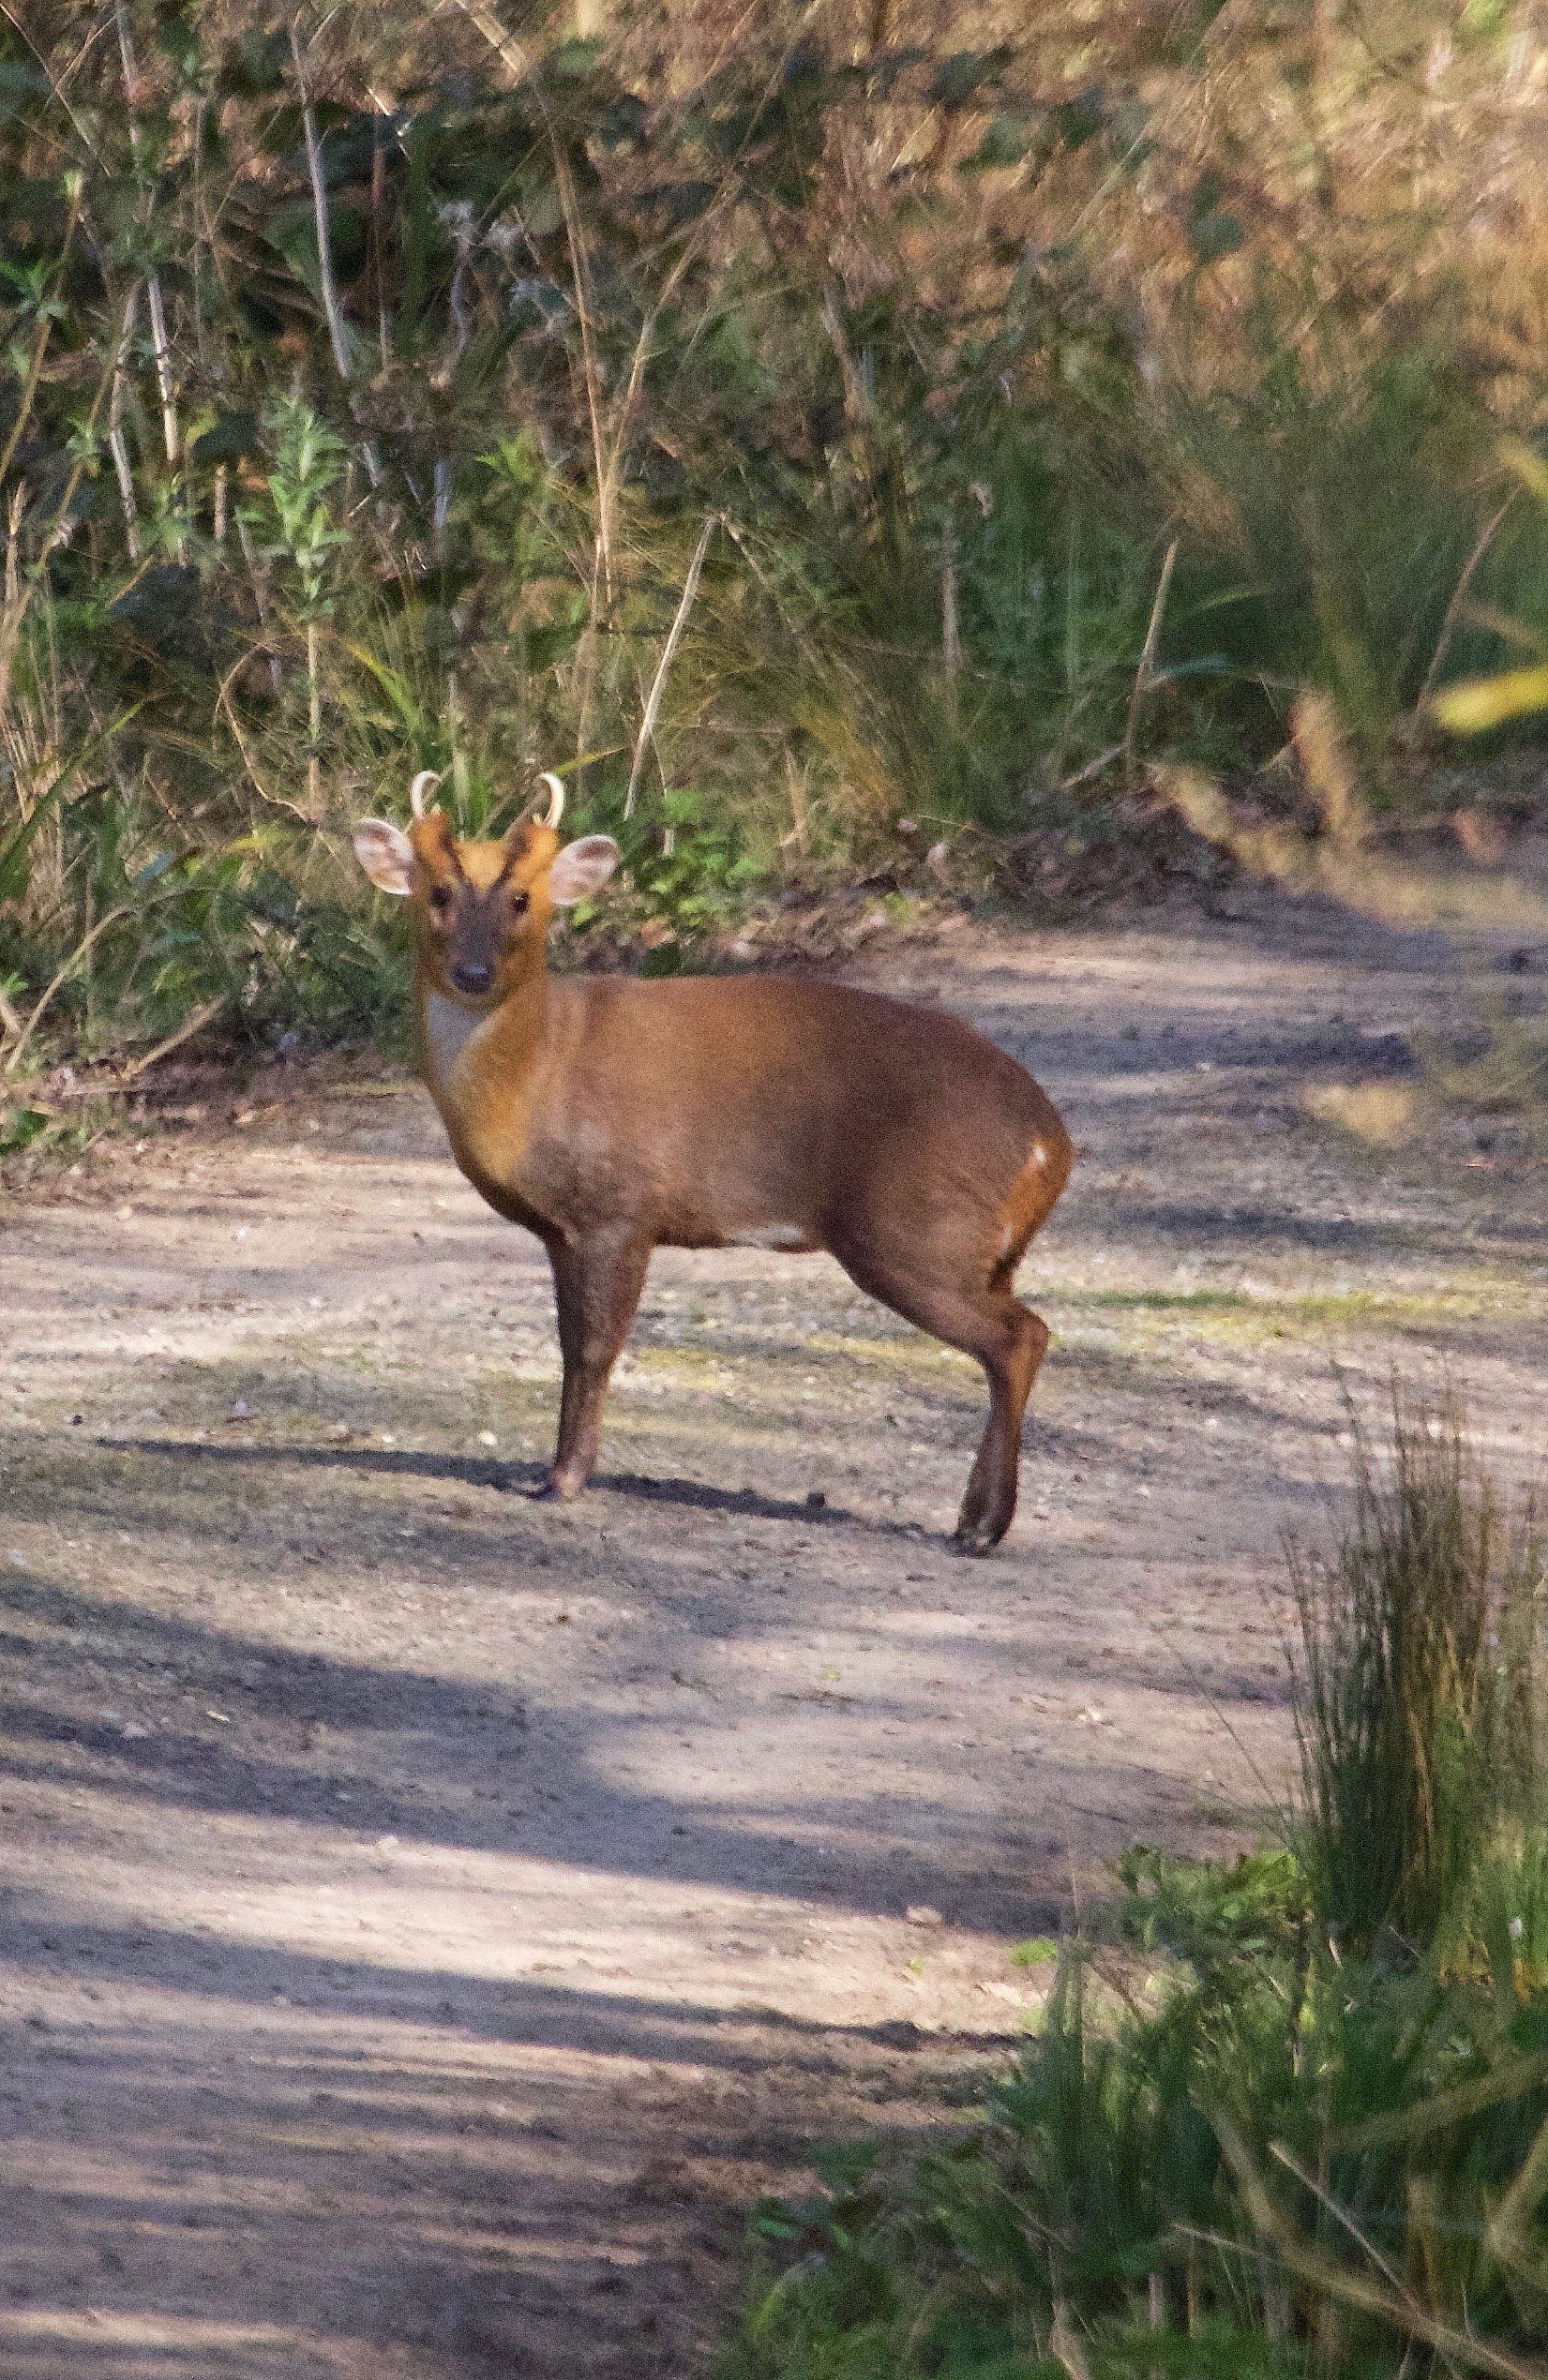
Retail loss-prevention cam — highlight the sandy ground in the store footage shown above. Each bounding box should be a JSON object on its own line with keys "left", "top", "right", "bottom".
{"left": 1, "top": 892, "right": 1545, "bottom": 2378}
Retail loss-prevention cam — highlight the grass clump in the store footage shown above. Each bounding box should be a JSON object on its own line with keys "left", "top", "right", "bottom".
{"left": 1293, "top": 1390, "right": 1546, "bottom": 1961}
{"left": 718, "top": 1397, "right": 1548, "bottom": 2380}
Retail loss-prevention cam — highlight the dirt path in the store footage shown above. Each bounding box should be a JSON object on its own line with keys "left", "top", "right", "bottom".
{"left": 1, "top": 896, "right": 1545, "bottom": 2378}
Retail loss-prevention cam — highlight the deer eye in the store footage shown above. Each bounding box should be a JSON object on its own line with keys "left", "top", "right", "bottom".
{"left": 428, "top": 885, "right": 453, "bottom": 917}
{"left": 510, "top": 890, "right": 529, "bottom": 917}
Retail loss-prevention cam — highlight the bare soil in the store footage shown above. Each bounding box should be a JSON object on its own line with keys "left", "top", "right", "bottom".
{"left": 1, "top": 892, "right": 1545, "bottom": 2378}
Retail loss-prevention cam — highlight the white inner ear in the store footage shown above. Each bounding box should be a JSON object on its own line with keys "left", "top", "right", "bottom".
{"left": 548, "top": 834, "right": 621, "bottom": 907}
{"left": 353, "top": 818, "right": 416, "bottom": 896}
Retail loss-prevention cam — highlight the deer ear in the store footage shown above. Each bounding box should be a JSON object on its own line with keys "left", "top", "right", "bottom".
{"left": 353, "top": 818, "right": 416, "bottom": 896}
{"left": 547, "top": 834, "right": 621, "bottom": 907}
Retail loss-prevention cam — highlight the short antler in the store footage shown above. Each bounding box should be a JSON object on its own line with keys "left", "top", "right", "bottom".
{"left": 536, "top": 771, "right": 564, "bottom": 831}
{"left": 409, "top": 770, "right": 443, "bottom": 819}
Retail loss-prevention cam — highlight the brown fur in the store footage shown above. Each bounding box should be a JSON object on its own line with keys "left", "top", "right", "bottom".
{"left": 398, "top": 813, "right": 1072, "bottom": 1550}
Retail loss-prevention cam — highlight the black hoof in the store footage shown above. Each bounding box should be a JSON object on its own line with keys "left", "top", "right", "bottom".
{"left": 951, "top": 1518, "right": 1006, "bottom": 1556}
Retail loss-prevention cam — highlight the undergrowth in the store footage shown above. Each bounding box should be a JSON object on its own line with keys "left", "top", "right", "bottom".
{"left": 718, "top": 1394, "right": 1548, "bottom": 2380}
{"left": 5, "top": 6, "right": 1548, "bottom": 1081}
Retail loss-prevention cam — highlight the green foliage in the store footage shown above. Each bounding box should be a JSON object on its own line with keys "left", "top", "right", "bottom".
{"left": 594, "top": 785, "right": 763, "bottom": 968}
{"left": 717, "top": 1397, "right": 1548, "bottom": 2380}
{"left": 724, "top": 1923, "right": 1548, "bottom": 2379}
{"left": 246, "top": 397, "right": 350, "bottom": 617}
{"left": 1112, "top": 1845, "right": 1312, "bottom": 1971}
{"left": 0, "top": 1103, "right": 47, "bottom": 1153}
{"left": 4, "top": 5, "right": 1548, "bottom": 1074}
{"left": 1292, "top": 1389, "right": 1546, "bottom": 1955}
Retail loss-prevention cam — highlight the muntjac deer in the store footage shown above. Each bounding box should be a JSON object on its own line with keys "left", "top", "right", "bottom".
{"left": 353, "top": 773, "right": 1072, "bottom": 1550}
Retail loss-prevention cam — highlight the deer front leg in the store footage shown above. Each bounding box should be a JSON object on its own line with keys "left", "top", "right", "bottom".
{"left": 540, "top": 1230, "right": 653, "bottom": 1499}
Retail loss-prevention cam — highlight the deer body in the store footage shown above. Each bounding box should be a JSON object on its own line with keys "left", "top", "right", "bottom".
{"left": 355, "top": 790, "right": 1072, "bottom": 1550}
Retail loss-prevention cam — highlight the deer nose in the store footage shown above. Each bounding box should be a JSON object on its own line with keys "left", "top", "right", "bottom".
{"left": 450, "top": 961, "right": 493, "bottom": 995}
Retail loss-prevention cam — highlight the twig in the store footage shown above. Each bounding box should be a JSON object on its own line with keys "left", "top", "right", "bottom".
{"left": 0, "top": 329, "right": 132, "bottom": 720}
{"left": 941, "top": 508, "right": 960, "bottom": 716}
{"left": 445, "top": 0, "right": 608, "bottom": 741}
{"left": 1216, "top": 2113, "right": 1547, "bottom": 2380}
{"left": 215, "top": 656, "right": 311, "bottom": 819}
{"left": 1123, "top": 537, "right": 1178, "bottom": 786}
{"left": 286, "top": 23, "right": 383, "bottom": 490}
{"left": 113, "top": 2, "right": 174, "bottom": 451}
{"left": 446, "top": 0, "right": 721, "bottom": 763}
{"left": 0, "top": 176, "right": 82, "bottom": 489}
{"left": 119, "top": 995, "right": 224, "bottom": 1081}
{"left": 1419, "top": 500, "right": 1513, "bottom": 709}
{"left": 1268, "top": 2141, "right": 1411, "bottom": 2304}
{"left": 1047, "top": 2303, "right": 1095, "bottom": 2380}
{"left": 4, "top": 901, "right": 135, "bottom": 1075}
{"left": 107, "top": 288, "right": 142, "bottom": 561}
{"left": 143, "top": 275, "right": 179, "bottom": 468}
{"left": 290, "top": 20, "right": 353, "bottom": 387}
{"left": 624, "top": 514, "right": 718, "bottom": 818}
{"left": 1485, "top": 2103, "right": 1548, "bottom": 2274}
{"left": 551, "top": 134, "right": 613, "bottom": 754}
{"left": 1060, "top": 741, "right": 1125, "bottom": 792}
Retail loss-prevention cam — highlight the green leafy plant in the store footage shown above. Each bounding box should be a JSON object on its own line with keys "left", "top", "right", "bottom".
{"left": 1113, "top": 1844, "right": 1312, "bottom": 1972}
{"left": 243, "top": 395, "right": 351, "bottom": 816}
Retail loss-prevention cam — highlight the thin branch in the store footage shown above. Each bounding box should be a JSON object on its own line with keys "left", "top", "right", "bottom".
{"left": 290, "top": 20, "right": 353, "bottom": 387}
{"left": 214, "top": 655, "right": 311, "bottom": 820}
{"left": 1123, "top": 537, "right": 1178, "bottom": 785}
{"left": 941, "top": 507, "right": 960, "bottom": 715}
{"left": 4, "top": 899, "right": 136, "bottom": 1075}
{"left": 113, "top": 0, "right": 182, "bottom": 497}
{"left": 0, "top": 310, "right": 131, "bottom": 721}
{"left": 119, "top": 995, "right": 224, "bottom": 1080}
{"left": 624, "top": 513, "right": 718, "bottom": 818}
{"left": 143, "top": 273, "right": 179, "bottom": 469}
{"left": 1419, "top": 500, "right": 1514, "bottom": 709}
{"left": 107, "top": 289, "right": 142, "bottom": 561}
{"left": 0, "top": 177, "right": 83, "bottom": 489}
{"left": 1216, "top": 2113, "right": 1548, "bottom": 2380}
{"left": 549, "top": 131, "right": 614, "bottom": 755}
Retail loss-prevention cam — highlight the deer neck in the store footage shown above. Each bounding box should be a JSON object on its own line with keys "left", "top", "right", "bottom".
{"left": 415, "top": 957, "right": 549, "bottom": 1144}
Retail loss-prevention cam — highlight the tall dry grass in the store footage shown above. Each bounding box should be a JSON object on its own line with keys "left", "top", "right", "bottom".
{"left": 4, "top": 3, "right": 1548, "bottom": 1100}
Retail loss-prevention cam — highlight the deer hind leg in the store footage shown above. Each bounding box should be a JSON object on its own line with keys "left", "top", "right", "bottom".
{"left": 833, "top": 1238, "right": 1050, "bottom": 1554}
{"left": 541, "top": 1230, "right": 653, "bottom": 1499}
{"left": 953, "top": 1296, "right": 1049, "bottom": 1552}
